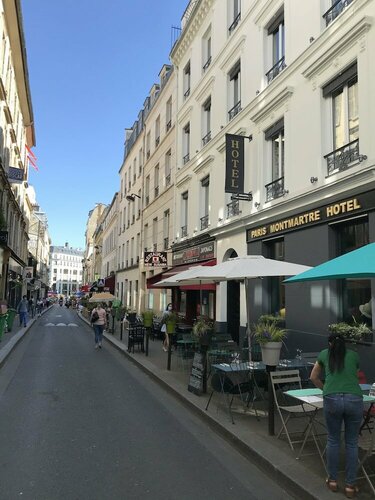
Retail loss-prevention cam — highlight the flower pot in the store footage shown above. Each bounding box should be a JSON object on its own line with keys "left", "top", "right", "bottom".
{"left": 261, "top": 341, "right": 282, "bottom": 366}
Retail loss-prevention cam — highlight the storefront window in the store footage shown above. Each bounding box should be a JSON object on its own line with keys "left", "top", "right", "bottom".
{"left": 266, "top": 239, "right": 285, "bottom": 315}
{"left": 335, "top": 218, "right": 370, "bottom": 323}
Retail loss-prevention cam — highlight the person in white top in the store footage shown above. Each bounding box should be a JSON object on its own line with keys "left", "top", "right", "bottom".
{"left": 91, "top": 303, "right": 107, "bottom": 349}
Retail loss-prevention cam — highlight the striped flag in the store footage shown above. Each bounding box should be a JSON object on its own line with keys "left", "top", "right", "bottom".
{"left": 26, "top": 145, "right": 39, "bottom": 171}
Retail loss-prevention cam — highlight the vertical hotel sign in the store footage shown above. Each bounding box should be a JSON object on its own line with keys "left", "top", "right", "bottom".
{"left": 225, "top": 134, "right": 244, "bottom": 194}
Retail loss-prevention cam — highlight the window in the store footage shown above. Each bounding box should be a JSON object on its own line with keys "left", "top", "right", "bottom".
{"left": 133, "top": 158, "right": 137, "bottom": 183}
{"left": 124, "top": 173, "right": 127, "bottom": 195}
{"left": 228, "top": 61, "right": 241, "bottom": 120}
{"left": 155, "top": 116, "right": 160, "bottom": 147}
{"left": 334, "top": 218, "right": 370, "bottom": 323}
{"left": 146, "top": 132, "right": 151, "bottom": 159}
{"left": 323, "top": 64, "right": 359, "bottom": 176}
{"left": 266, "top": 11, "right": 285, "bottom": 83}
{"left": 183, "top": 123, "right": 190, "bottom": 164}
{"left": 166, "top": 97, "right": 172, "bottom": 132}
{"left": 138, "top": 148, "right": 143, "bottom": 176}
{"left": 144, "top": 224, "right": 148, "bottom": 251}
{"left": 200, "top": 176, "right": 209, "bottom": 230}
{"left": 228, "top": 0, "right": 241, "bottom": 34}
{"left": 152, "top": 218, "right": 158, "bottom": 251}
{"left": 202, "top": 27, "right": 212, "bottom": 72}
{"left": 154, "top": 164, "right": 159, "bottom": 198}
{"left": 202, "top": 97, "right": 211, "bottom": 145}
{"left": 181, "top": 191, "right": 188, "bottom": 237}
{"left": 265, "top": 118, "right": 285, "bottom": 201}
{"left": 323, "top": 0, "right": 354, "bottom": 27}
{"left": 130, "top": 237, "right": 134, "bottom": 266}
{"left": 163, "top": 210, "right": 170, "bottom": 249}
{"left": 165, "top": 150, "right": 171, "bottom": 186}
{"left": 183, "top": 61, "right": 191, "bottom": 100}
{"left": 145, "top": 176, "right": 150, "bottom": 205}
{"left": 137, "top": 189, "right": 141, "bottom": 218}
{"left": 128, "top": 166, "right": 132, "bottom": 190}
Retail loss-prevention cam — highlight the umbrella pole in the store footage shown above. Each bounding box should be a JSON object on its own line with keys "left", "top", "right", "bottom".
{"left": 245, "top": 278, "right": 252, "bottom": 362}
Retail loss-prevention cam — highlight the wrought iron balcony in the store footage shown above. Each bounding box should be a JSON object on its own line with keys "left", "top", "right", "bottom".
{"left": 266, "top": 56, "right": 286, "bottom": 84}
{"left": 202, "top": 131, "right": 211, "bottom": 146}
{"left": 155, "top": 137, "right": 160, "bottom": 147}
{"left": 184, "top": 88, "right": 190, "bottom": 99}
{"left": 203, "top": 56, "right": 212, "bottom": 72}
{"left": 164, "top": 237, "right": 169, "bottom": 250}
{"left": 265, "top": 176, "right": 286, "bottom": 202}
{"left": 146, "top": 150, "right": 150, "bottom": 159}
{"left": 228, "top": 12, "right": 241, "bottom": 35}
{"left": 165, "top": 173, "right": 171, "bottom": 186}
{"left": 183, "top": 153, "right": 190, "bottom": 165}
{"left": 137, "top": 209, "right": 141, "bottom": 219}
{"left": 166, "top": 120, "right": 172, "bottom": 132}
{"left": 200, "top": 214, "right": 209, "bottom": 230}
{"left": 324, "top": 139, "right": 361, "bottom": 176}
{"left": 323, "top": 0, "right": 353, "bottom": 26}
{"left": 154, "top": 186, "right": 159, "bottom": 197}
{"left": 181, "top": 225, "right": 187, "bottom": 238}
{"left": 228, "top": 101, "right": 241, "bottom": 121}
{"left": 226, "top": 199, "right": 240, "bottom": 218}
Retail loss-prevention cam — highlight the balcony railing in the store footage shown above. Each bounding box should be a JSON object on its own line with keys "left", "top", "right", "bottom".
{"left": 155, "top": 137, "right": 160, "bottom": 147}
{"left": 130, "top": 258, "right": 134, "bottom": 266}
{"left": 132, "top": 215, "right": 135, "bottom": 224}
{"left": 146, "top": 150, "right": 150, "bottom": 159}
{"left": 324, "top": 139, "right": 360, "bottom": 176}
{"left": 266, "top": 56, "right": 286, "bottom": 84}
{"left": 228, "top": 12, "right": 241, "bottom": 35}
{"left": 323, "top": 0, "right": 353, "bottom": 26}
{"left": 226, "top": 199, "right": 240, "bottom": 218}
{"left": 265, "top": 176, "right": 286, "bottom": 202}
{"left": 166, "top": 120, "right": 172, "bottom": 132}
{"left": 165, "top": 173, "right": 171, "bottom": 186}
{"left": 126, "top": 260, "right": 128, "bottom": 268}
{"left": 145, "top": 195, "right": 149, "bottom": 206}
{"left": 200, "top": 215, "right": 209, "bottom": 230}
{"left": 203, "top": 56, "right": 212, "bottom": 72}
{"left": 154, "top": 186, "right": 159, "bottom": 197}
{"left": 228, "top": 101, "right": 241, "bottom": 121}
{"left": 184, "top": 88, "right": 190, "bottom": 99}
{"left": 202, "top": 131, "right": 211, "bottom": 146}
{"left": 137, "top": 209, "right": 141, "bottom": 219}
{"left": 164, "top": 237, "right": 169, "bottom": 250}
{"left": 183, "top": 153, "right": 190, "bottom": 165}
{"left": 181, "top": 225, "right": 187, "bottom": 238}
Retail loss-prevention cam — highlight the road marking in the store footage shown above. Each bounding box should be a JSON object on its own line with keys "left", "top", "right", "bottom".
{"left": 55, "top": 315, "right": 62, "bottom": 317}
{"left": 56, "top": 323, "right": 67, "bottom": 326}
{"left": 45, "top": 323, "right": 55, "bottom": 326}
{"left": 68, "top": 323, "right": 78, "bottom": 327}
{"left": 44, "top": 323, "right": 79, "bottom": 327}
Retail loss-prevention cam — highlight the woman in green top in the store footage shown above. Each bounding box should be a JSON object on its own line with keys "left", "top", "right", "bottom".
{"left": 310, "top": 334, "right": 363, "bottom": 498}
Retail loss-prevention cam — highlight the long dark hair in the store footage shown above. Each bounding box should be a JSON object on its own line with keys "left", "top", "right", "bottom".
{"left": 328, "top": 334, "right": 346, "bottom": 373}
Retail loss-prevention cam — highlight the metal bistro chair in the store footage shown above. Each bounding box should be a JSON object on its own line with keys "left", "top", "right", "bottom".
{"left": 358, "top": 422, "right": 375, "bottom": 496}
{"left": 127, "top": 324, "right": 145, "bottom": 353}
{"left": 270, "top": 370, "right": 319, "bottom": 451}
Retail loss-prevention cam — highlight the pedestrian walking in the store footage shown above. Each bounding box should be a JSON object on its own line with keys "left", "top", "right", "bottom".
{"left": 36, "top": 299, "right": 43, "bottom": 317}
{"left": 91, "top": 303, "right": 106, "bottom": 349}
{"left": 310, "top": 334, "right": 363, "bottom": 497}
{"left": 161, "top": 303, "right": 173, "bottom": 352}
{"left": 17, "top": 295, "right": 29, "bottom": 327}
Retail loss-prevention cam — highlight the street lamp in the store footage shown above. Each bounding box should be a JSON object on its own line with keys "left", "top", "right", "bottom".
{"left": 126, "top": 193, "right": 141, "bottom": 202}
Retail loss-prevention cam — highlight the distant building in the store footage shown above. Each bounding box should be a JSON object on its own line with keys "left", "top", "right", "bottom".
{"left": 49, "top": 243, "right": 84, "bottom": 296}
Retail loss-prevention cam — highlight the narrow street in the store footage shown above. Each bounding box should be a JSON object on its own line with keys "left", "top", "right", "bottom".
{"left": 0, "top": 307, "right": 292, "bottom": 500}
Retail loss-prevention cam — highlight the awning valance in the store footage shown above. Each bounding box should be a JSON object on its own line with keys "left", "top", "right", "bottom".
{"left": 147, "top": 259, "right": 216, "bottom": 289}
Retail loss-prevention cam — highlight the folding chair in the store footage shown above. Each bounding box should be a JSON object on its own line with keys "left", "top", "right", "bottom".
{"left": 270, "top": 370, "right": 320, "bottom": 451}
{"left": 358, "top": 423, "right": 375, "bottom": 496}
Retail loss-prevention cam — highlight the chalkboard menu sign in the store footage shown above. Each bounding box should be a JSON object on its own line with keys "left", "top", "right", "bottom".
{"left": 188, "top": 352, "right": 205, "bottom": 395}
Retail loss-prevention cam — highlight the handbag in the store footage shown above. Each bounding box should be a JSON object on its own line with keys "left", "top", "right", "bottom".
{"left": 91, "top": 310, "right": 99, "bottom": 322}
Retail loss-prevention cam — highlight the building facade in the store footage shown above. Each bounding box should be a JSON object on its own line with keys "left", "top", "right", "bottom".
{"left": 82, "top": 203, "right": 107, "bottom": 286}
{"left": 49, "top": 243, "right": 83, "bottom": 296}
{"left": 100, "top": 192, "right": 118, "bottom": 294}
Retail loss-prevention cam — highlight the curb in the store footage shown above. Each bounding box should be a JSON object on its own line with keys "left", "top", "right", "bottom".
{"left": 77, "top": 312, "right": 330, "bottom": 500}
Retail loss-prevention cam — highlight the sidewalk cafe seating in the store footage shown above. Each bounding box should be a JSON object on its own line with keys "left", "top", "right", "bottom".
{"left": 358, "top": 421, "right": 375, "bottom": 496}
{"left": 270, "top": 370, "right": 318, "bottom": 451}
{"left": 127, "top": 324, "right": 145, "bottom": 353}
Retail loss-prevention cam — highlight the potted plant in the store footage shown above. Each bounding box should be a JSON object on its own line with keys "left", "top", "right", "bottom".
{"left": 329, "top": 320, "right": 372, "bottom": 343}
{"left": 258, "top": 313, "right": 285, "bottom": 328}
{"left": 192, "top": 316, "right": 214, "bottom": 346}
{"left": 253, "top": 320, "right": 287, "bottom": 366}
{"left": 164, "top": 311, "right": 179, "bottom": 334}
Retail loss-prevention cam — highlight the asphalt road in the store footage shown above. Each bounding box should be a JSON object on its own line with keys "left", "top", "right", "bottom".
{"left": 0, "top": 306, "right": 292, "bottom": 500}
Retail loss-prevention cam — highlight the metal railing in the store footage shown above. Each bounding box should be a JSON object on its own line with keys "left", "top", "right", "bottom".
{"left": 228, "top": 101, "right": 241, "bottom": 121}
{"left": 184, "top": 88, "right": 190, "bottom": 99}
{"left": 323, "top": 0, "right": 353, "bottom": 26}
{"left": 228, "top": 12, "right": 241, "bottom": 35}
{"left": 132, "top": 215, "right": 135, "bottom": 224}
{"left": 265, "top": 176, "right": 286, "bottom": 202}
{"left": 165, "top": 173, "right": 171, "bottom": 186}
{"left": 164, "top": 237, "right": 169, "bottom": 250}
{"left": 146, "top": 150, "right": 150, "bottom": 159}
{"left": 324, "top": 139, "right": 360, "bottom": 176}
{"left": 183, "top": 153, "right": 190, "bottom": 165}
{"left": 266, "top": 56, "right": 286, "bottom": 84}
{"left": 200, "top": 215, "right": 209, "bottom": 230}
{"left": 154, "top": 186, "right": 159, "bottom": 197}
{"left": 166, "top": 120, "right": 172, "bottom": 132}
{"left": 155, "top": 137, "right": 160, "bottom": 147}
{"left": 202, "top": 131, "right": 211, "bottom": 146}
{"left": 203, "top": 56, "right": 212, "bottom": 72}
{"left": 181, "top": 225, "right": 187, "bottom": 238}
{"left": 226, "top": 199, "right": 240, "bottom": 218}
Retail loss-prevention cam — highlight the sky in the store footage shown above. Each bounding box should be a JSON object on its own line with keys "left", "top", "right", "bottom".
{"left": 22, "top": 0, "right": 188, "bottom": 249}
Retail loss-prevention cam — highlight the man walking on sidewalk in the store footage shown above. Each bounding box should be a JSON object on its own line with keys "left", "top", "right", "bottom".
{"left": 17, "top": 295, "right": 28, "bottom": 327}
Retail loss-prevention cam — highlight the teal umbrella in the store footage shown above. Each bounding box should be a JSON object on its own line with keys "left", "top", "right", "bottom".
{"left": 285, "top": 242, "right": 375, "bottom": 283}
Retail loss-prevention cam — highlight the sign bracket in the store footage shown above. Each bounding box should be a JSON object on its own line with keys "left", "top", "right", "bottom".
{"left": 231, "top": 192, "right": 253, "bottom": 202}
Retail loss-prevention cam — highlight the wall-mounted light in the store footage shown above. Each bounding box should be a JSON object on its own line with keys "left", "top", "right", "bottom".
{"left": 254, "top": 202, "right": 261, "bottom": 208}
{"left": 126, "top": 193, "right": 141, "bottom": 202}
{"left": 310, "top": 176, "right": 318, "bottom": 184}
{"left": 220, "top": 125, "right": 224, "bottom": 129}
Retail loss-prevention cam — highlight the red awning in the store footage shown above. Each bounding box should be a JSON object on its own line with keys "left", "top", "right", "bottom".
{"left": 147, "top": 259, "right": 216, "bottom": 289}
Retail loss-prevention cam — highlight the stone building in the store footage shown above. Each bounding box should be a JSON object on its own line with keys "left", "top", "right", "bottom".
{"left": 49, "top": 243, "right": 83, "bottom": 297}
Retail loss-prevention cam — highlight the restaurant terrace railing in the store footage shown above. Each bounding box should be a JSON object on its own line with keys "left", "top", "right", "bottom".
{"left": 323, "top": 0, "right": 353, "bottom": 27}
{"left": 266, "top": 56, "right": 286, "bottom": 84}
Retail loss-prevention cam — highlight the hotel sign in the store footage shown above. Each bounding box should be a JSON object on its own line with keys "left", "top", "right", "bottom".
{"left": 247, "top": 193, "right": 373, "bottom": 242}
{"left": 225, "top": 134, "right": 244, "bottom": 194}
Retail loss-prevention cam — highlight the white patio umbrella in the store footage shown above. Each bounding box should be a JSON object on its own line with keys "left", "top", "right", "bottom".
{"left": 89, "top": 292, "right": 116, "bottom": 303}
{"left": 169, "top": 256, "right": 312, "bottom": 360}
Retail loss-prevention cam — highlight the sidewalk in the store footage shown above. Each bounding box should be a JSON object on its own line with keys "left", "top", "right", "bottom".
{"left": 1, "top": 309, "right": 373, "bottom": 498}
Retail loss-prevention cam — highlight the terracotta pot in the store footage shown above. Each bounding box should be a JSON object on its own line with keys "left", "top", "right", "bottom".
{"left": 261, "top": 341, "right": 282, "bottom": 366}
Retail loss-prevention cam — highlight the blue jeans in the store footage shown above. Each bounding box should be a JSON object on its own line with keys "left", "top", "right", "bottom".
{"left": 19, "top": 311, "right": 27, "bottom": 326}
{"left": 324, "top": 393, "right": 363, "bottom": 485}
{"left": 93, "top": 324, "right": 104, "bottom": 344}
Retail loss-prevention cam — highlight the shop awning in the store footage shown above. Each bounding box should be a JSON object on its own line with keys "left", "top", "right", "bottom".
{"left": 147, "top": 259, "right": 216, "bottom": 289}
{"left": 104, "top": 274, "right": 115, "bottom": 294}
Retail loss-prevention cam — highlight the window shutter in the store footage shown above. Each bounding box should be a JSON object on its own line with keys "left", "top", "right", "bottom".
{"left": 322, "top": 63, "right": 357, "bottom": 97}
{"left": 265, "top": 118, "right": 284, "bottom": 140}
